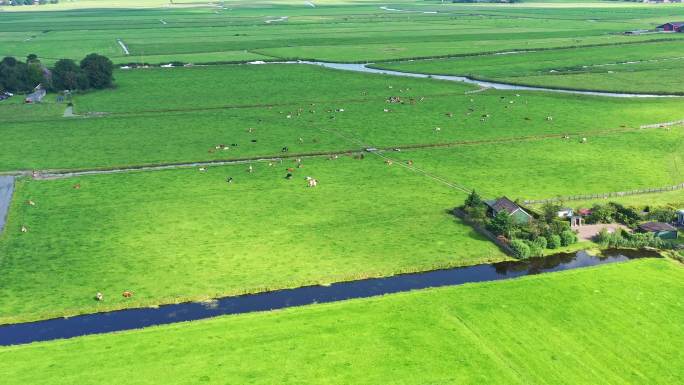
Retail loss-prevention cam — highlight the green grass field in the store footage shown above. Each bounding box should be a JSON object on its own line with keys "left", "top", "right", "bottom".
{"left": 386, "top": 128, "right": 684, "bottom": 201}
{"left": 1, "top": 121, "right": 682, "bottom": 323}
{"left": 3, "top": 63, "right": 684, "bottom": 171}
{"left": 1, "top": 258, "right": 682, "bottom": 384}
{"left": 0, "top": 154, "right": 505, "bottom": 324}
{"left": 376, "top": 39, "right": 684, "bottom": 93}
{"left": 2, "top": 2, "right": 684, "bottom": 382}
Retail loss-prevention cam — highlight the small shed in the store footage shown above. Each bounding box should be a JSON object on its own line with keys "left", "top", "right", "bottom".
{"left": 557, "top": 208, "right": 574, "bottom": 218}
{"left": 676, "top": 209, "right": 684, "bottom": 226}
{"left": 24, "top": 85, "right": 46, "bottom": 104}
{"left": 577, "top": 208, "right": 592, "bottom": 217}
{"left": 638, "top": 222, "right": 678, "bottom": 239}
{"left": 657, "top": 22, "right": 684, "bottom": 32}
{"left": 484, "top": 197, "right": 532, "bottom": 224}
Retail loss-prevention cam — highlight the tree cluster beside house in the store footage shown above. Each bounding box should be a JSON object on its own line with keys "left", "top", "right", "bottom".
{"left": 0, "top": 53, "right": 114, "bottom": 101}
{"left": 576, "top": 202, "right": 682, "bottom": 249}
{"left": 460, "top": 192, "right": 578, "bottom": 258}
{"left": 460, "top": 193, "right": 684, "bottom": 258}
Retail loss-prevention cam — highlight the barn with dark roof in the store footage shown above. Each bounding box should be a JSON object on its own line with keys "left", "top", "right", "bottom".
{"left": 484, "top": 196, "right": 532, "bottom": 224}
{"left": 657, "top": 22, "right": 684, "bottom": 32}
{"left": 638, "top": 222, "right": 678, "bottom": 239}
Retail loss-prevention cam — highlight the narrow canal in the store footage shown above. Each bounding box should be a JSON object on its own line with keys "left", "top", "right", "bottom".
{"left": 0, "top": 249, "right": 659, "bottom": 346}
{"left": 291, "top": 61, "right": 680, "bottom": 98}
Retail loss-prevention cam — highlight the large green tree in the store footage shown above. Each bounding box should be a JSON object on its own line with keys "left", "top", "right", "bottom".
{"left": 52, "top": 59, "right": 89, "bottom": 91}
{"left": 0, "top": 56, "right": 30, "bottom": 92}
{"left": 80, "top": 53, "right": 113, "bottom": 89}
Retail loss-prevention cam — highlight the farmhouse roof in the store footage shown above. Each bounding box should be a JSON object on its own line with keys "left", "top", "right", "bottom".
{"left": 485, "top": 197, "right": 527, "bottom": 216}
{"left": 659, "top": 22, "right": 684, "bottom": 27}
{"left": 638, "top": 222, "right": 676, "bottom": 232}
{"left": 578, "top": 208, "right": 592, "bottom": 216}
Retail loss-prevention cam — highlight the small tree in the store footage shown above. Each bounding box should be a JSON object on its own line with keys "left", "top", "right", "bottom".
{"left": 510, "top": 239, "right": 531, "bottom": 259}
{"left": 533, "top": 236, "right": 547, "bottom": 250}
{"left": 541, "top": 201, "right": 562, "bottom": 223}
{"left": 611, "top": 203, "right": 640, "bottom": 227}
{"left": 587, "top": 204, "right": 616, "bottom": 224}
{"left": 547, "top": 234, "right": 562, "bottom": 249}
{"left": 560, "top": 230, "right": 577, "bottom": 247}
{"left": 464, "top": 190, "right": 483, "bottom": 208}
{"left": 487, "top": 211, "right": 513, "bottom": 238}
{"left": 464, "top": 204, "right": 487, "bottom": 223}
{"left": 525, "top": 240, "right": 543, "bottom": 257}
{"left": 80, "top": 53, "right": 113, "bottom": 89}
{"left": 647, "top": 207, "right": 676, "bottom": 223}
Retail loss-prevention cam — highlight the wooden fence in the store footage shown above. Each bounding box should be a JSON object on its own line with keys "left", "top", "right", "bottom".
{"left": 523, "top": 182, "right": 684, "bottom": 205}
{"left": 640, "top": 119, "right": 684, "bottom": 129}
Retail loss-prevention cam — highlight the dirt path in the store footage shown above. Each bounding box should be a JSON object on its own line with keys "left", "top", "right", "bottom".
{"left": 116, "top": 39, "right": 130, "bottom": 55}
{"left": 0, "top": 176, "right": 15, "bottom": 233}
{"left": 265, "top": 16, "right": 288, "bottom": 24}
{"left": 575, "top": 224, "right": 628, "bottom": 241}
{"left": 62, "top": 106, "right": 77, "bottom": 118}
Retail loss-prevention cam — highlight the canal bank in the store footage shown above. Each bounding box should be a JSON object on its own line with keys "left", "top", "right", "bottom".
{"left": 0, "top": 249, "right": 659, "bottom": 346}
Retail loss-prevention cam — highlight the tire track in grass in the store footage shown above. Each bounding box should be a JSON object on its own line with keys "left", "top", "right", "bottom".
{"left": 445, "top": 312, "right": 528, "bottom": 384}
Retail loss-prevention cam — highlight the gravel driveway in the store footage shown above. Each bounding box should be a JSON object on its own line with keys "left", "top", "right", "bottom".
{"left": 0, "top": 176, "right": 15, "bottom": 233}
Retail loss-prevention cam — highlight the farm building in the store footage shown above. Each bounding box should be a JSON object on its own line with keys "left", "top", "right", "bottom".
{"left": 484, "top": 197, "right": 532, "bottom": 224}
{"left": 638, "top": 222, "right": 678, "bottom": 239}
{"left": 677, "top": 210, "right": 684, "bottom": 226}
{"left": 577, "top": 208, "right": 592, "bottom": 217}
{"left": 24, "top": 85, "right": 46, "bottom": 104}
{"left": 557, "top": 208, "right": 574, "bottom": 218}
{"left": 656, "top": 22, "right": 684, "bottom": 32}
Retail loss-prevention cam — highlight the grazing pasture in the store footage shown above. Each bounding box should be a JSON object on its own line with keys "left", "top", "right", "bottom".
{"left": 386, "top": 128, "right": 684, "bottom": 201}
{"left": 1, "top": 259, "right": 682, "bottom": 384}
{"left": 2, "top": 1, "right": 684, "bottom": 65}
{"left": 1, "top": 120, "right": 682, "bottom": 322}
{"left": 0, "top": 155, "right": 504, "bottom": 324}
{"left": 377, "top": 38, "right": 684, "bottom": 93}
{"left": 3, "top": 64, "right": 684, "bottom": 171}
{"left": 1, "top": 3, "right": 684, "bottom": 383}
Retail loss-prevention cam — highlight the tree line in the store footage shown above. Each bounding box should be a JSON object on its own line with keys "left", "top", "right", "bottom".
{"left": 0, "top": 53, "right": 114, "bottom": 93}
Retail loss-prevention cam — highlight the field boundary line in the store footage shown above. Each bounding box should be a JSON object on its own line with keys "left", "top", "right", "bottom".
{"left": 3, "top": 125, "right": 665, "bottom": 178}
{"left": 20, "top": 149, "right": 363, "bottom": 179}
{"left": 640, "top": 119, "right": 684, "bottom": 129}
{"left": 523, "top": 182, "right": 684, "bottom": 205}
{"left": 70, "top": 90, "right": 473, "bottom": 117}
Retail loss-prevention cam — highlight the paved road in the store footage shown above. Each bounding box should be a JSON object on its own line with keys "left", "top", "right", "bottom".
{"left": 0, "top": 176, "right": 15, "bottom": 233}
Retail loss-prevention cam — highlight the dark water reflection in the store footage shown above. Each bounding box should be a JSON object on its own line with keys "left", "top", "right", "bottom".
{"left": 0, "top": 248, "right": 660, "bottom": 346}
